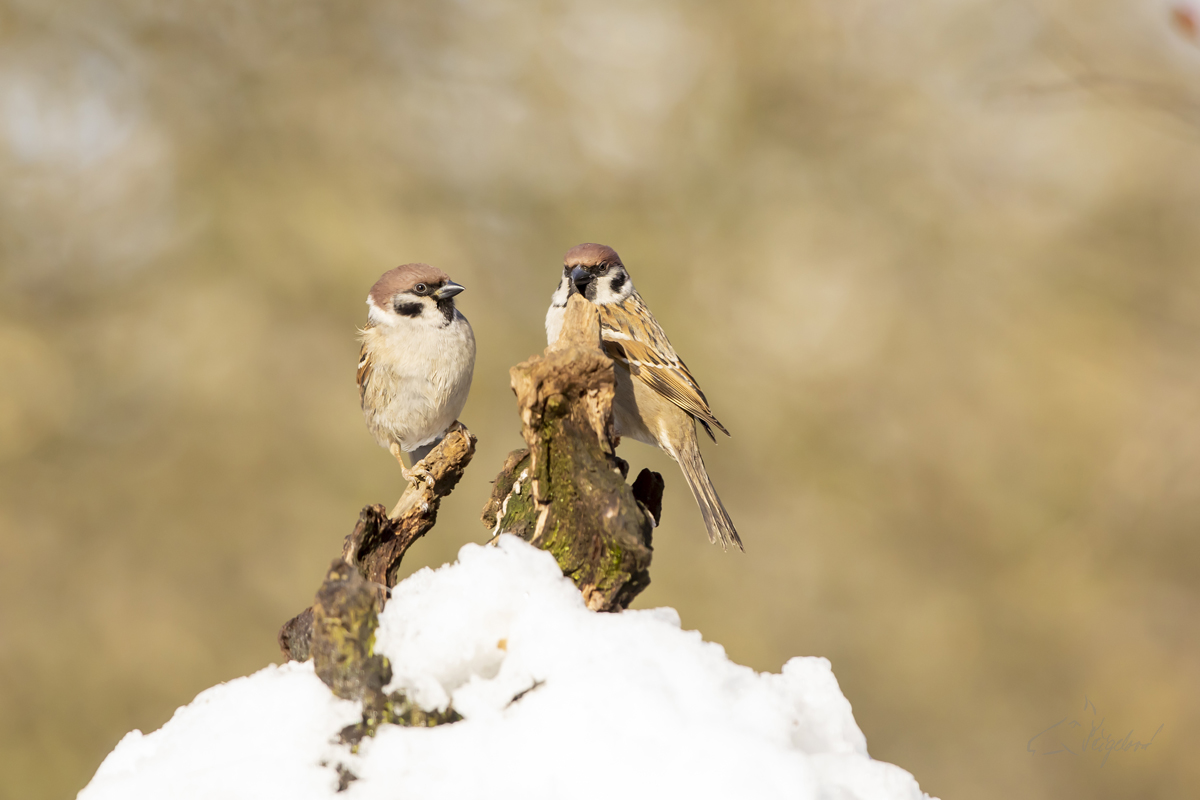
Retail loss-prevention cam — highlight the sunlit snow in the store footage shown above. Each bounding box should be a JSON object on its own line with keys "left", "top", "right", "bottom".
{"left": 79, "top": 536, "right": 933, "bottom": 800}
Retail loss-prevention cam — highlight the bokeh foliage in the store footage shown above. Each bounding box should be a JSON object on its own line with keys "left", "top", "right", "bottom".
{"left": 2, "top": 1, "right": 1198, "bottom": 798}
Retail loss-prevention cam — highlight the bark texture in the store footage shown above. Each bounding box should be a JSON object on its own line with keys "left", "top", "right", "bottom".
{"left": 277, "top": 422, "right": 476, "bottom": 758}
{"left": 310, "top": 559, "right": 391, "bottom": 702}
{"left": 307, "top": 558, "right": 461, "bottom": 756}
{"left": 482, "top": 294, "right": 657, "bottom": 612}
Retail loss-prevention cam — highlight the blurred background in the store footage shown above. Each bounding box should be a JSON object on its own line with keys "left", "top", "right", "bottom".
{"left": 2, "top": 0, "right": 1199, "bottom": 797}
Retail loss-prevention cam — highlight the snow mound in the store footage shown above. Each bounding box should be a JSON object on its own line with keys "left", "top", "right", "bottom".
{"left": 80, "top": 536, "right": 934, "bottom": 800}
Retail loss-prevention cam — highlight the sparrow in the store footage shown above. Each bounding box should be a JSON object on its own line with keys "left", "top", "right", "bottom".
{"left": 358, "top": 263, "right": 476, "bottom": 480}
{"left": 546, "top": 243, "right": 742, "bottom": 550}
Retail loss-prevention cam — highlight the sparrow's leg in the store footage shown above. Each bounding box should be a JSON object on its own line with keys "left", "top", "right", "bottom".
{"left": 389, "top": 442, "right": 435, "bottom": 488}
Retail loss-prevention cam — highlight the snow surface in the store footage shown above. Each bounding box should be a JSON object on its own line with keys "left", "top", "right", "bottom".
{"left": 79, "top": 536, "right": 934, "bottom": 800}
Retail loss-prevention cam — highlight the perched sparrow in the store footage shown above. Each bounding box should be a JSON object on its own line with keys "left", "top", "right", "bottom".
{"left": 358, "top": 263, "right": 475, "bottom": 478}
{"left": 546, "top": 243, "right": 742, "bottom": 550}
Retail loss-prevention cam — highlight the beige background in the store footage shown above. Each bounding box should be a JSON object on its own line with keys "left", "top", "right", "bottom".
{"left": 2, "top": 1, "right": 1198, "bottom": 798}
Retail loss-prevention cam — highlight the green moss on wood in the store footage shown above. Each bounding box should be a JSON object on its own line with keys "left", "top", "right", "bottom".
{"left": 486, "top": 298, "right": 655, "bottom": 611}
{"left": 312, "top": 560, "right": 392, "bottom": 702}
{"left": 341, "top": 691, "right": 463, "bottom": 752}
{"left": 311, "top": 558, "right": 460, "bottom": 751}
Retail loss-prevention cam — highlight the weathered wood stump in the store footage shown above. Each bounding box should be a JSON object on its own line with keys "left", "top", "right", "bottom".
{"left": 277, "top": 425, "right": 476, "bottom": 762}
{"left": 309, "top": 558, "right": 461, "bottom": 758}
{"left": 310, "top": 559, "right": 391, "bottom": 702}
{"left": 481, "top": 295, "right": 658, "bottom": 612}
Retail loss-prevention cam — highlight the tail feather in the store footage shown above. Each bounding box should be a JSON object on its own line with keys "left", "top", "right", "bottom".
{"left": 677, "top": 438, "right": 743, "bottom": 551}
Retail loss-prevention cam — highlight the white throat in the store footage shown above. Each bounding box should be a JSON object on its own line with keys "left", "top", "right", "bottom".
{"left": 545, "top": 274, "right": 572, "bottom": 344}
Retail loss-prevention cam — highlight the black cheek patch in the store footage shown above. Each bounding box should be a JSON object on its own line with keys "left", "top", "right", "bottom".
{"left": 395, "top": 302, "right": 423, "bottom": 317}
{"left": 609, "top": 273, "right": 627, "bottom": 293}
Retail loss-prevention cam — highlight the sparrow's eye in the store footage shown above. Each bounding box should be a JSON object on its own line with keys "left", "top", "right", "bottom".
{"left": 597, "top": 264, "right": 610, "bottom": 275}
{"left": 414, "top": 283, "right": 428, "bottom": 294}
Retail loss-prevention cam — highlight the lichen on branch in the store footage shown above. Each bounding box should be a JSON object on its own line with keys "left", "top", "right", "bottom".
{"left": 277, "top": 425, "right": 477, "bottom": 756}
{"left": 482, "top": 295, "right": 657, "bottom": 612}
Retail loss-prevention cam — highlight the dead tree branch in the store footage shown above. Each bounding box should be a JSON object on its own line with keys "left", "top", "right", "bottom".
{"left": 278, "top": 422, "right": 476, "bottom": 661}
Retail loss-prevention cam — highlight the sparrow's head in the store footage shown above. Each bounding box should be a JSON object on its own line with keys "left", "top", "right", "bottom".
{"left": 366, "top": 263, "right": 465, "bottom": 327}
{"left": 563, "top": 243, "right": 633, "bottom": 305}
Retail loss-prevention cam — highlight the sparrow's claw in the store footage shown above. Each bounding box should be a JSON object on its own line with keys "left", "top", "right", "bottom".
{"left": 401, "top": 463, "right": 436, "bottom": 490}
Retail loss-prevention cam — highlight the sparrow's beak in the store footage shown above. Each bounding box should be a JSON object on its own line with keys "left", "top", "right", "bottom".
{"left": 435, "top": 281, "right": 465, "bottom": 300}
{"left": 570, "top": 266, "right": 593, "bottom": 295}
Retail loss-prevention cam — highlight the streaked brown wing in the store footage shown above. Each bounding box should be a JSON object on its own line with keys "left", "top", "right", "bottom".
{"left": 599, "top": 296, "right": 730, "bottom": 438}
{"left": 356, "top": 341, "right": 372, "bottom": 404}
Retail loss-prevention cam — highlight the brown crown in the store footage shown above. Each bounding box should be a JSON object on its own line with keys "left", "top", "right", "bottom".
{"left": 368, "top": 263, "right": 451, "bottom": 306}
{"left": 564, "top": 243, "right": 622, "bottom": 269}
